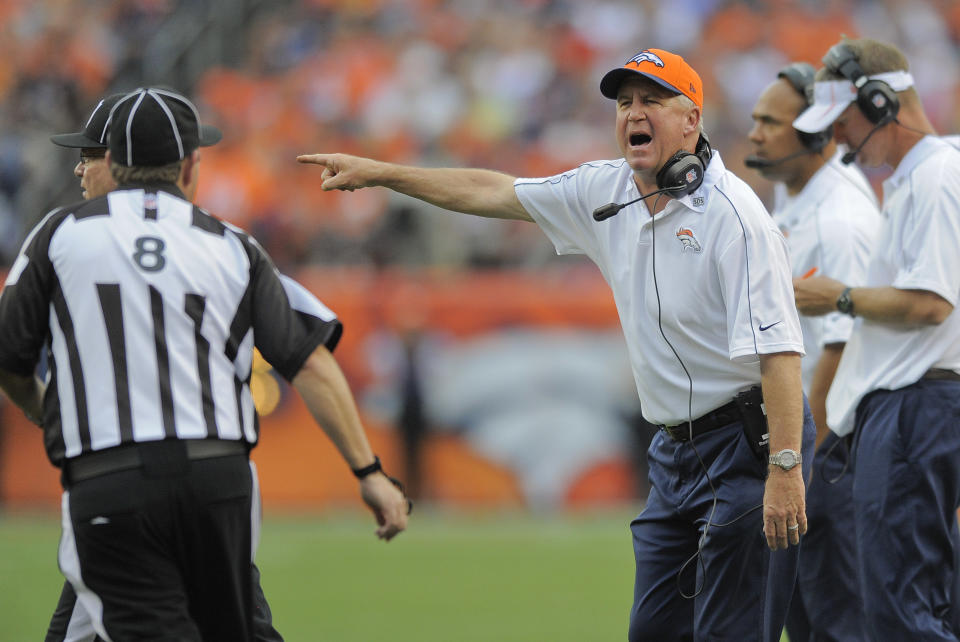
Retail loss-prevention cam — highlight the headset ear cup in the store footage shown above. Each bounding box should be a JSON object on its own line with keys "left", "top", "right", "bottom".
{"left": 655, "top": 134, "right": 710, "bottom": 196}
{"left": 656, "top": 151, "right": 704, "bottom": 197}
{"left": 824, "top": 43, "right": 901, "bottom": 126}
{"left": 857, "top": 79, "right": 899, "bottom": 124}
{"left": 797, "top": 124, "right": 832, "bottom": 153}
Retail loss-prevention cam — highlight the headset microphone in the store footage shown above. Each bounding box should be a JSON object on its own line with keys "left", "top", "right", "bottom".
{"left": 743, "top": 149, "right": 815, "bottom": 169}
{"left": 592, "top": 186, "right": 679, "bottom": 221}
{"left": 841, "top": 120, "right": 887, "bottom": 164}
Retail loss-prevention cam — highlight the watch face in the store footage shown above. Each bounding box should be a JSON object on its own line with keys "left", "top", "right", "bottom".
{"left": 771, "top": 449, "right": 799, "bottom": 469}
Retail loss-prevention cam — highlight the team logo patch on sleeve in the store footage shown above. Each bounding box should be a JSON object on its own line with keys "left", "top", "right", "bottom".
{"left": 676, "top": 226, "right": 702, "bottom": 252}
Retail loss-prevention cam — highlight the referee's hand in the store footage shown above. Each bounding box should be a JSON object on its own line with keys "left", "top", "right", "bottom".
{"left": 359, "top": 473, "right": 410, "bottom": 541}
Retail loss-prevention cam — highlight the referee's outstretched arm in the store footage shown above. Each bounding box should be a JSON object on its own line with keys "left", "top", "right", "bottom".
{"left": 293, "top": 343, "right": 410, "bottom": 541}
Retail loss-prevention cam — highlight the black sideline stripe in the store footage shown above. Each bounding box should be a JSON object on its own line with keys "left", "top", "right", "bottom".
{"left": 150, "top": 286, "right": 176, "bottom": 437}
{"left": 185, "top": 293, "right": 217, "bottom": 438}
{"left": 191, "top": 205, "right": 226, "bottom": 236}
{"left": 45, "top": 356, "right": 67, "bottom": 464}
{"left": 233, "top": 375, "right": 246, "bottom": 441}
{"left": 52, "top": 290, "right": 92, "bottom": 451}
{"left": 97, "top": 283, "right": 133, "bottom": 441}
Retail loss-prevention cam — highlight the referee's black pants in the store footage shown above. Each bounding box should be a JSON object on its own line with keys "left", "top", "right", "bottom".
{"left": 59, "top": 446, "right": 255, "bottom": 641}
{"left": 45, "top": 564, "right": 283, "bottom": 642}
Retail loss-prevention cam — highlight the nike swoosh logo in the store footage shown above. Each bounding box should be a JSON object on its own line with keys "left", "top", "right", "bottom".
{"left": 759, "top": 321, "right": 782, "bottom": 332}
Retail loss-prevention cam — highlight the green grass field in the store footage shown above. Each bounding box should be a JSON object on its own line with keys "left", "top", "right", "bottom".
{"left": 0, "top": 508, "right": 635, "bottom": 641}
{"left": 0, "top": 508, "right": 791, "bottom": 641}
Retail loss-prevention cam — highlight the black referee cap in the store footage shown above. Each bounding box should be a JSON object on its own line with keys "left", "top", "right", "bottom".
{"left": 50, "top": 93, "right": 128, "bottom": 149}
{"left": 107, "top": 87, "right": 222, "bottom": 167}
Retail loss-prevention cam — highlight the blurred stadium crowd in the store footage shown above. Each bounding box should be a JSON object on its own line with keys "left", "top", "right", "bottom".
{"left": 2, "top": 0, "right": 960, "bottom": 271}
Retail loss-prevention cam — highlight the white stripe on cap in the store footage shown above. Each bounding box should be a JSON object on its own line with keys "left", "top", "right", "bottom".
{"left": 146, "top": 89, "right": 184, "bottom": 160}
{"left": 83, "top": 98, "right": 111, "bottom": 144}
{"left": 124, "top": 89, "right": 149, "bottom": 167}
{"left": 151, "top": 87, "right": 205, "bottom": 136}
{"left": 102, "top": 90, "right": 139, "bottom": 147}
{"left": 84, "top": 99, "right": 105, "bottom": 130}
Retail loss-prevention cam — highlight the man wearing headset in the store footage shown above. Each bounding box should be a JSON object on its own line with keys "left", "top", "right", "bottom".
{"left": 748, "top": 63, "right": 881, "bottom": 642}
{"left": 793, "top": 37, "right": 960, "bottom": 641}
{"left": 299, "top": 48, "right": 813, "bottom": 641}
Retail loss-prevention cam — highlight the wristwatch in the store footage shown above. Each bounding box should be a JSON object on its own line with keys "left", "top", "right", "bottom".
{"left": 836, "top": 287, "right": 855, "bottom": 316}
{"left": 768, "top": 449, "right": 802, "bottom": 471}
{"left": 351, "top": 456, "right": 383, "bottom": 479}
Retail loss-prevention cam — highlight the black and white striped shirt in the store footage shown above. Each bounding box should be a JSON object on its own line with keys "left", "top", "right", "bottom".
{"left": 0, "top": 183, "right": 341, "bottom": 465}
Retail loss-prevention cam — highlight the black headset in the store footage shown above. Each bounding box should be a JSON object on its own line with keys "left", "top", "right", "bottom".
{"left": 655, "top": 132, "right": 712, "bottom": 197}
{"left": 778, "top": 62, "right": 832, "bottom": 152}
{"left": 823, "top": 42, "right": 900, "bottom": 125}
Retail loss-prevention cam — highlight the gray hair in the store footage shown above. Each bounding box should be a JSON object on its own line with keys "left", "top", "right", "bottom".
{"left": 676, "top": 94, "right": 705, "bottom": 133}
{"left": 110, "top": 159, "right": 183, "bottom": 185}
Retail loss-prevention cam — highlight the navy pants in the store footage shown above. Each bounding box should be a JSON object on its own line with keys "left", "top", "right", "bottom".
{"left": 852, "top": 379, "right": 960, "bottom": 641}
{"left": 786, "top": 431, "right": 864, "bottom": 642}
{"left": 629, "top": 409, "right": 815, "bottom": 641}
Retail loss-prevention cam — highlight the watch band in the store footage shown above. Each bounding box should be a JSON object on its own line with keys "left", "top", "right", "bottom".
{"left": 768, "top": 449, "right": 801, "bottom": 470}
{"left": 350, "top": 456, "right": 415, "bottom": 515}
{"left": 351, "top": 455, "right": 383, "bottom": 479}
{"left": 836, "top": 286, "right": 855, "bottom": 316}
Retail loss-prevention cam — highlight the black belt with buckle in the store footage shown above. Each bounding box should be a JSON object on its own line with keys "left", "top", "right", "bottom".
{"left": 923, "top": 368, "right": 960, "bottom": 382}
{"left": 660, "top": 399, "right": 743, "bottom": 442}
{"left": 63, "top": 439, "right": 248, "bottom": 485}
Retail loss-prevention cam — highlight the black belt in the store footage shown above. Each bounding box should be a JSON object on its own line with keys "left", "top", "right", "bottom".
{"left": 63, "top": 439, "right": 248, "bottom": 484}
{"left": 923, "top": 368, "right": 960, "bottom": 382}
{"left": 660, "top": 399, "right": 742, "bottom": 442}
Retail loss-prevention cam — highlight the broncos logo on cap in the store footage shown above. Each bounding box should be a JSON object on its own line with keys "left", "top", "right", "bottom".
{"left": 628, "top": 51, "right": 665, "bottom": 68}
{"left": 676, "top": 226, "right": 702, "bottom": 253}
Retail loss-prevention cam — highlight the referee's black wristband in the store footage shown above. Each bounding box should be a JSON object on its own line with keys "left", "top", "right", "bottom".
{"left": 351, "top": 456, "right": 383, "bottom": 479}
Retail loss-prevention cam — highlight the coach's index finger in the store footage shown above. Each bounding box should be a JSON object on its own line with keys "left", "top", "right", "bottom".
{"left": 296, "top": 153, "right": 334, "bottom": 166}
{"left": 296, "top": 152, "right": 367, "bottom": 191}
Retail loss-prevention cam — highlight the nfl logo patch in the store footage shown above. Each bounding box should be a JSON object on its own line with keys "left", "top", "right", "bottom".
{"left": 685, "top": 168, "right": 699, "bottom": 184}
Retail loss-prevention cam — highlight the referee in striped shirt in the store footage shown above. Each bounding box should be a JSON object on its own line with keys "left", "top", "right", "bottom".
{"left": 44, "top": 92, "right": 285, "bottom": 642}
{"left": 0, "top": 88, "right": 409, "bottom": 640}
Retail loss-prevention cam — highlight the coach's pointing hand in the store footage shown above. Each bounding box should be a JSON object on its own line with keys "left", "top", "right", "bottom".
{"left": 297, "top": 153, "right": 384, "bottom": 192}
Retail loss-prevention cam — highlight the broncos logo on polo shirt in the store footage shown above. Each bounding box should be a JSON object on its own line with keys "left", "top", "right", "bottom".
{"left": 676, "top": 226, "right": 702, "bottom": 252}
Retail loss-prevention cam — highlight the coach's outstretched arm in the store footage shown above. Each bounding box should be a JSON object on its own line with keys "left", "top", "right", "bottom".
{"left": 293, "top": 343, "right": 409, "bottom": 541}
{"left": 297, "top": 153, "right": 532, "bottom": 222}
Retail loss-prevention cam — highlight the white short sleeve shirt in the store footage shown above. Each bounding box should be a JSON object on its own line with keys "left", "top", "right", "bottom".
{"left": 827, "top": 137, "right": 960, "bottom": 435}
{"left": 515, "top": 152, "right": 804, "bottom": 426}
{"left": 771, "top": 150, "right": 881, "bottom": 393}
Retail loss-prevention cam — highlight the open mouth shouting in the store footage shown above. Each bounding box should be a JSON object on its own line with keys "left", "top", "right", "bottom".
{"left": 629, "top": 132, "right": 652, "bottom": 149}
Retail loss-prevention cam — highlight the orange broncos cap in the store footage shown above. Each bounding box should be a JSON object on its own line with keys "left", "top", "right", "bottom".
{"left": 600, "top": 49, "right": 703, "bottom": 109}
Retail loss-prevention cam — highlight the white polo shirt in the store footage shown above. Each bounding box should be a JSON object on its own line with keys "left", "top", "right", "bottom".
{"left": 771, "top": 150, "right": 881, "bottom": 393}
{"left": 826, "top": 136, "right": 960, "bottom": 435}
{"left": 515, "top": 152, "right": 803, "bottom": 426}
